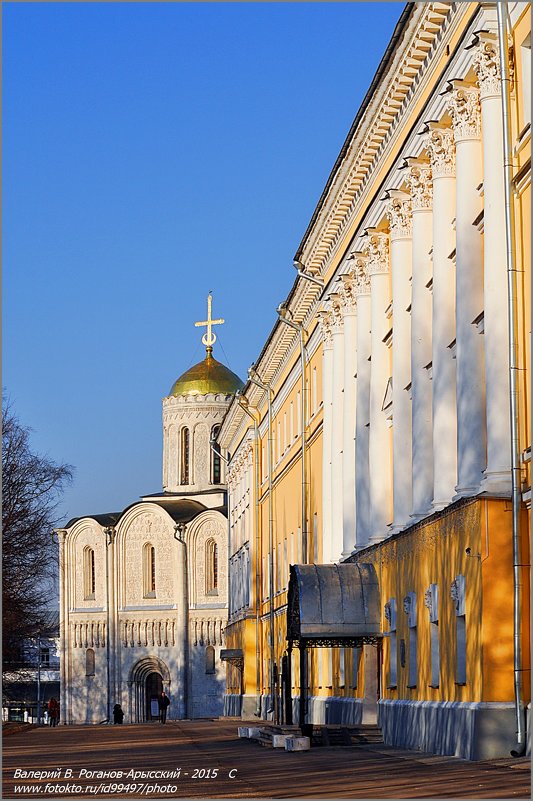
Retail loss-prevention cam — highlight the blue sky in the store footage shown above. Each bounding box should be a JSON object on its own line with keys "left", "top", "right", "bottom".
{"left": 3, "top": 1, "right": 403, "bottom": 521}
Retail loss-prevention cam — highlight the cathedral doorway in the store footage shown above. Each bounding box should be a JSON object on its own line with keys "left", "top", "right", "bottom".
{"left": 145, "top": 672, "right": 163, "bottom": 721}
{"left": 128, "top": 656, "right": 170, "bottom": 723}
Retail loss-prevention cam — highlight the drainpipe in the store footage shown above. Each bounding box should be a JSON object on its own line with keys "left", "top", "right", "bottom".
{"left": 496, "top": 3, "right": 526, "bottom": 755}
{"left": 236, "top": 395, "right": 262, "bottom": 717}
{"left": 248, "top": 366, "right": 275, "bottom": 721}
{"left": 277, "top": 304, "right": 309, "bottom": 565}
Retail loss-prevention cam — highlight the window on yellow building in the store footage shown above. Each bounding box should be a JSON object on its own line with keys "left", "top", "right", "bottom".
{"left": 290, "top": 401, "right": 294, "bottom": 442}
{"left": 425, "top": 583, "right": 440, "bottom": 688}
{"left": 404, "top": 591, "right": 417, "bottom": 688}
{"left": 451, "top": 575, "right": 467, "bottom": 685}
{"left": 385, "top": 599, "right": 397, "bottom": 688}
{"left": 350, "top": 647, "right": 361, "bottom": 689}
{"left": 521, "top": 32, "right": 531, "bottom": 128}
{"left": 339, "top": 648, "right": 345, "bottom": 688}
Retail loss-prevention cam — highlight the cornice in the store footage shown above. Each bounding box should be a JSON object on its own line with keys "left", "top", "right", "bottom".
{"left": 300, "top": 3, "right": 454, "bottom": 276}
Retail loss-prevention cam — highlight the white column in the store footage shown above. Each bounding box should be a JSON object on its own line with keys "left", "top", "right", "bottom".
{"left": 329, "top": 293, "right": 345, "bottom": 562}
{"left": 448, "top": 82, "right": 486, "bottom": 497}
{"left": 339, "top": 274, "right": 358, "bottom": 557}
{"left": 473, "top": 35, "right": 512, "bottom": 495}
{"left": 367, "top": 231, "right": 393, "bottom": 543}
{"left": 319, "top": 312, "right": 334, "bottom": 562}
{"left": 353, "top": 256, "right": 372, "bottom": 551}
{"left": 426, "top": 124, "right": 458, "bottom": 510}
{"left": 386, "top": 192, "right": 413, "bottom": 532}
{"left": 406, "top": 160, "right": 434, "bottom": 520}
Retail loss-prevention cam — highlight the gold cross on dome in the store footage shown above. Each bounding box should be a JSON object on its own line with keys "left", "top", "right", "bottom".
{"left": 195, "top": 292, "right": 224, "bottom": 352}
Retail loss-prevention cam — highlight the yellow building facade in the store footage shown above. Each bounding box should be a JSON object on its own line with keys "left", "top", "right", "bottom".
{"left": 218, "top": 1, "right": 531, "bottom": 760}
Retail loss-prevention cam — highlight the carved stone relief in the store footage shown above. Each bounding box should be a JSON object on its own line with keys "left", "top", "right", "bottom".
{"left": 123, "top": 512, "right": 175, "bottom": 606}
{"left": 426, "top": 127, "right": 456, "bottom": 179}
{"left": 448, "top": 85, "right": 481, "bottom": 142}
{"left": 75, "top": 525, "right": 105, "bottom": 609}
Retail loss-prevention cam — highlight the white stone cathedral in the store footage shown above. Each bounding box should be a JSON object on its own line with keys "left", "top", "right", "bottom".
{"left": 57, "top": 297, "right": 243, "bottom": 724}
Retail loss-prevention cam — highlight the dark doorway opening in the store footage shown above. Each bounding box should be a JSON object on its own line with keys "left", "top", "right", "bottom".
{"left": 145, "top": 672, "right": 163, "bottom": 721}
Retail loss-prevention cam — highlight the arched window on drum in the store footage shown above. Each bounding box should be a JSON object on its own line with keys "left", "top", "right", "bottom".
{"left": 211, "top": 425, "right": 222, "bottom": 484}
{"left": 180, "top": 427, "right": 190, "bottom": 485}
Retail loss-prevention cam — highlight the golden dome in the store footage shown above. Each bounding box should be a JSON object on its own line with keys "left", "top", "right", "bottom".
{"left": 169, "top": 348, "right": 244, "bottom": 397}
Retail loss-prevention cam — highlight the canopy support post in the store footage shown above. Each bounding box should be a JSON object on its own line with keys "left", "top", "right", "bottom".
{"left": 299, "top": 640, "right": 307, "bottom": 733}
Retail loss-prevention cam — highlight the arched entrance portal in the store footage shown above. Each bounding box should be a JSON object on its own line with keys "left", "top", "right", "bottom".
{"left": 145, "top": 672, "right": 163, "bottom": 720}
{"left": 129, "top": 657, "right": 171, "bottom": 723}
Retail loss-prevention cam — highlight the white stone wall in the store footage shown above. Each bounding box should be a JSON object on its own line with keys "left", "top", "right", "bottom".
{"left": 61, "top": 504, "right": 229, "bottom": 724}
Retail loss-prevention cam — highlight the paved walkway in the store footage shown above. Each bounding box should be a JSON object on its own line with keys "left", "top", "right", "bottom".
{"left": 2, "top": 719, "right": 530, "bottom": 800}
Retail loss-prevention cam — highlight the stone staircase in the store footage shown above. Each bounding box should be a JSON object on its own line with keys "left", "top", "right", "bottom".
{"left": 310, "top": 724, "right": 383, "bottom": 748}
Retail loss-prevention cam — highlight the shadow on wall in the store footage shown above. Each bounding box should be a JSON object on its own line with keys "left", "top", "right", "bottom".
{"left": 188, "top": 644, "right": 226, "bottom": 719}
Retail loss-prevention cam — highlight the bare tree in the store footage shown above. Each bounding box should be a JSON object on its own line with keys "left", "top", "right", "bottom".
{"left": 2, "top": 398, "right": 73, "bottom": 664}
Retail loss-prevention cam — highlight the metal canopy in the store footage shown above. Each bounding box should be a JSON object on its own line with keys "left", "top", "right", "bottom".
{"left": 287, "top": 562, "right": 381, "bottom": 647}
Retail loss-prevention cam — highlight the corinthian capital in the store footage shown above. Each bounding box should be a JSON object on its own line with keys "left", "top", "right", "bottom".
{"left": 366, "top": 232, "right": 390, "bottom": 276}
{"left": 318, "top": 309, "right": 334, "bottom": 348}
{"left": 426, "top": 125, "right": 456, "bottom": 178}
{"left": 406, "top": 162, "right": 433, "bottom": 211}
{"left": 448, "top": 82, "right": 481, "bottom": 142}
{"left": 349, "top": 253, "right": 371, "bottom": 296}
{"left": 386, "top": 192, "right": 412, "bottom": 240}
{"left": 338, "top": 273, "right": 358, "bottom": 313}
{"left": 327, "top": 292, "right": 344, "bottom": 333}
{"left": 472, "top": 34, "right": 501, "bottom": 99}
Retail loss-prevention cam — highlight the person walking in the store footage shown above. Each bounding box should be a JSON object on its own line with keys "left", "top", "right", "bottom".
{"left": 47, "top": 697, "right": 59, "bottom": 727}
{"left": 158, "top": 691, "right": 170, "bottom": 724}
{"left": 113, "top": 704, "right": 124, "bottom": 724}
